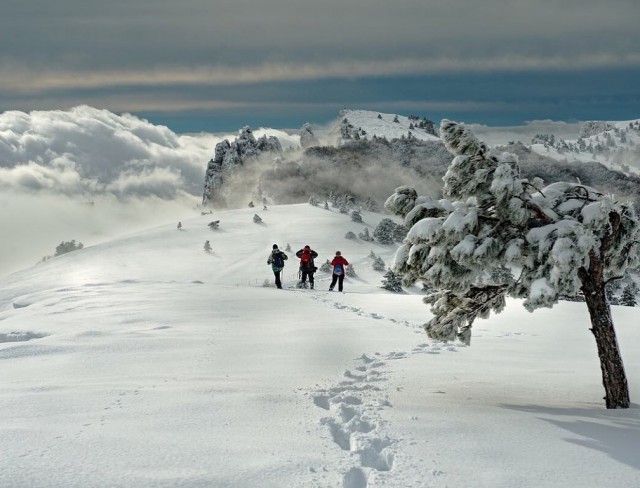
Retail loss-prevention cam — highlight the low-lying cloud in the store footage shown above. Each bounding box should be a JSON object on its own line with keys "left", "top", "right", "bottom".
{"left": 0, "top": 106, "right": 303, "bottom": 276}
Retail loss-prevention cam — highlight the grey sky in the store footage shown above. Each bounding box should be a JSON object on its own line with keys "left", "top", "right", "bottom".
{"left": 1, "top": 0, "right": 639, "bottom": 128}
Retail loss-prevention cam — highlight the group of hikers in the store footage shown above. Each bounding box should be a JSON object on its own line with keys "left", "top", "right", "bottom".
{"left": 267, "top": 244, "right": 349, "bottom": 291}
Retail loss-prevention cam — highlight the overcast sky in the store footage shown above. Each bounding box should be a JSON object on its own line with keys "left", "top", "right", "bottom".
{"left": 1, "top": 0, "right": 639, "bottom": 131}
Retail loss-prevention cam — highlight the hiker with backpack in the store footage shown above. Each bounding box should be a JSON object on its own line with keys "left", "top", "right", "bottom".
{"left": 267, "top": 244, "right": 288, "bottom": 289}
{"left": 295, "top": 245, "right": 318, "bottom": 289}
{"left": 329, "top": 251, "right": 349, "bottom": 292}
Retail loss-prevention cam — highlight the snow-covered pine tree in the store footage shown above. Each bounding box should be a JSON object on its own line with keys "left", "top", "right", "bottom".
{"left": 373, "top": 256, "right": 386, "bottom": 271}
{"left": 381, "top": 268, "right": 402, "bottom": 292}
{"left": 253, "top": 214, "right": 263, "bottom": 224}
{"left": 204, "top": 240, "right": 212, "bottom": 253}
{"left": 346, "top": 263, "right": 356, "bottom": 277}
{"left": 392, "top": 224, "right": 409, "bottom": 242}
{"left": 55, "top": 240, "right": 84, "bottom": 256}
{"left": 620, "top": 282, "right": 638, "bottom": 306}
{"left": 285, "top": 243, "right": 292, "bottom": 252}
{"left": 320, "top": 259, "right": 332, "bottom": 273}
{"left": 345, "top": 231, "right": 357, "bottom": 240}
{"left": 373, "top": 218, "right": 398, "bottom": 244}
{"left": 359, "top": 227, "right": 374, "bottom": 242}
{"left": 385, "top": 119, "right": 640, "bottom": 409}
{"left": 351, "top": 209, "right": 363, "bottom": 223}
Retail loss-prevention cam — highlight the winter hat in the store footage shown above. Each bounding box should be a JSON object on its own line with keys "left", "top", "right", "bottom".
{"left": 272, "top": 244, "right": 278, "bottom": 249}
{"left": 335, "top": 251, "right": 341, "bottom": 256}
{"left": 304, "top": 245, "right": 311, "bottom": 250}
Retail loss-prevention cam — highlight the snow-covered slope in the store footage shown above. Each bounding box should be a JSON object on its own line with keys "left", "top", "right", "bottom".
{"left": 529, "top": 119, "right": 640, "bottom": 174}
{"left": 2, "top": 203, "right": 640, "bottom": 487}
{"left": 332, "top": 109, "right": 440, "bottom": 143}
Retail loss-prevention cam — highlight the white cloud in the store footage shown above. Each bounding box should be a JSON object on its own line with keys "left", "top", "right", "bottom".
{"left": 0, "top": 106, "right": 216, "bottom": 198}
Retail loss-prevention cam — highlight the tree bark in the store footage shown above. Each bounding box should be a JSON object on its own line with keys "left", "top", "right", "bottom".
{"left": 579, "top": 256, "right": 630, "bottom": 409}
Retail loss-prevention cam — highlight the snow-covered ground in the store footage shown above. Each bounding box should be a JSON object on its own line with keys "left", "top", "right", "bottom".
{"left": 332, "top": 110, "right": 441, "bottom": 143}
{"left": 1, "top": 203, "right": 639, "bottom": 487}
{"left": 529, "top": 119, "right": 640, "bottom": 174}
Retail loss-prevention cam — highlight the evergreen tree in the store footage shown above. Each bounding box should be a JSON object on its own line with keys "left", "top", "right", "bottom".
{"left": 320, "top": 259, "right": 332, "bottom": 273}
{"left": 204, "top": 241, "right": 212, "bottom": 253}
{"left": 346, "top": 263, "right": 356, "bottom": 277}
{"left": 253, "top": 214, "right": 263, "bottom": 224}
{"left": 490, "top": 265, "right": 515, "bottom": 285}
{"left": 385, "top": 119, "right": 640, "bottom": 409}
{"left": 55, "top": 240, "right": 84, "bottom": 256}
{"left": 285, "top": 243, "right": 292, "bottom": 252}
{"left": 364, "top": 198, "right": 378, "bottom": 212}
{"left": 392, "top": 224, "right": 409, "bottom": 242}
{"left": 620, "top": 282, "right": 638, "bottom": 306}
{"left": 177, "top": 221, "right": 182, "bottom": 230}
{"left": 345, "top": 231, "right": 357, "bottom": 240}
{"left": 381, "top": 268, "right": 403, "bottom": 292}
{"left": 373, "top": 256, "right": 386, "bottom": 271}
{"left": 208, "top": 220, "right": 220, "bottom": 230}
{"left": 351, "top": 209, "right": 363, "bottom": 223}
{"left": 373, "top": 218, "right": 398, "bottom": 244}
{"left": 359, "top": 227, "right": 374, "bottom": 241}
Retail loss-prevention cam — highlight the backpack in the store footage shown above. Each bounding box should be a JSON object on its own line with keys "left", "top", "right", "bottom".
{"left": 272, "top": 251, "right": 285, "bottom": 268}
{"left": 334, "top": 264, "right": 344, "bottom": 276}
{"left": 300, "top": 252, "right": 314, "bottom": 270}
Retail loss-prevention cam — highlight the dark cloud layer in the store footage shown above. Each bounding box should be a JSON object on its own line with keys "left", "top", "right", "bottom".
{"left": 1, "top": 1, "right": 639, "bottom": 128}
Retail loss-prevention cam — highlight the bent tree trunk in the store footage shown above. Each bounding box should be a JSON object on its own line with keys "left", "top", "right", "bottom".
{"left": 580, "top": 268, "right": 630, "bottom": 409}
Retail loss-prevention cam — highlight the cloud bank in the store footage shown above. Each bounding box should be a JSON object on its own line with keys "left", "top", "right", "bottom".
{"left": 0, "top": 106, "right": 304, "bottom": 276}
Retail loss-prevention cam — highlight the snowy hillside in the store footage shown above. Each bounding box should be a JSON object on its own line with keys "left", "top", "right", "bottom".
{"left": 528, "top": 119, "right": 640, "bottom": 174}
{"left": 2, "top": 203, "right": 640, "bottom": 487}
{"left": 332, "top": 109, "right": 440, "bottom": 144}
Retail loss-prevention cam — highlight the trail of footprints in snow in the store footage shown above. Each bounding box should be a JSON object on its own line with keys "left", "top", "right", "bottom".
{"left": 312, "top": 353, "right": 395, "bottom": 487}
{"left": 307, "top": 293, "right": 459, "bottom": 486}
{"left": 310, "top": 294, "right": 413, "bottom": 328}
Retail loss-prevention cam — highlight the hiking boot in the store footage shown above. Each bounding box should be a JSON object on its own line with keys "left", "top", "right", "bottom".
{"left": 329, "top": 287, "right": 334, "bottom": 291}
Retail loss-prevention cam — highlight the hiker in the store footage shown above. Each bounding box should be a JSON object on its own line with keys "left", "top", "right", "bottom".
{"left": 296, "top": 245, "right": 318, "bottom": 289}
{"left": 329, "top": 251, "right": 349, "bottom": 292}
{"left": 267, "top": 244, "right": 288, "bottom": 289}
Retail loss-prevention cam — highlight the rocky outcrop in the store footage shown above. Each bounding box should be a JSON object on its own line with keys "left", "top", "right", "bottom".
{"left": 202, "top": 126, "right": 282, "bottom": 205}
{"left": 299, "top": 123, "right": 319, "bottom": 149}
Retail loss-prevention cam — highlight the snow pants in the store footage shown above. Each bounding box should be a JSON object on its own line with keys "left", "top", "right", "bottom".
{"left": 329, "top": 273, "right": 344, "bottom": 292}
{"left": 273, "top": 270, "right": 283, "bottom": 289}
{"left": 300, "top": 269, "right": 314, "bottom": 288}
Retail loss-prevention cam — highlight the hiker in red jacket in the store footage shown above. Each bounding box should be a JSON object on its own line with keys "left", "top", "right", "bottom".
{"left": 296, "top": 245, "right": 318, "bottom": 289}
{"left": 329, "top": 251, "right": 349, "bottom": 292}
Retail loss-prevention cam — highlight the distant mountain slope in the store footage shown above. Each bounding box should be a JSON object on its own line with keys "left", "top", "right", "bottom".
{"left": 331, "top": 109, "right": 440, "bottom": 144}
{"left": 529, "top": 119, "right": 640, "bottom": 175}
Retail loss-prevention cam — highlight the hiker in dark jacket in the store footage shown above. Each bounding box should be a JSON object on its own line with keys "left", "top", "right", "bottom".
{"left": 267, "top": 244, "right": 288, "bottom": 289}
{"left": 329, "top": 251, "right": 349, "bottom": 292}
{"left": 295, "top": 245, "right": 318, "bottom": 289}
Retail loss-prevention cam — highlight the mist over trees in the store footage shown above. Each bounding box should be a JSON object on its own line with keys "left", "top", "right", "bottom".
{"left": 202, "top": 122, "right": 640, "bottom": 214}
{"left": 257, "top": 138, "right": 450, "bottom": 207}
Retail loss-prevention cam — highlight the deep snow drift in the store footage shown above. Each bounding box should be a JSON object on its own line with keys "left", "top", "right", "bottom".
{"left": 1, "top": 204, "right": 640, "bottom": 487}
